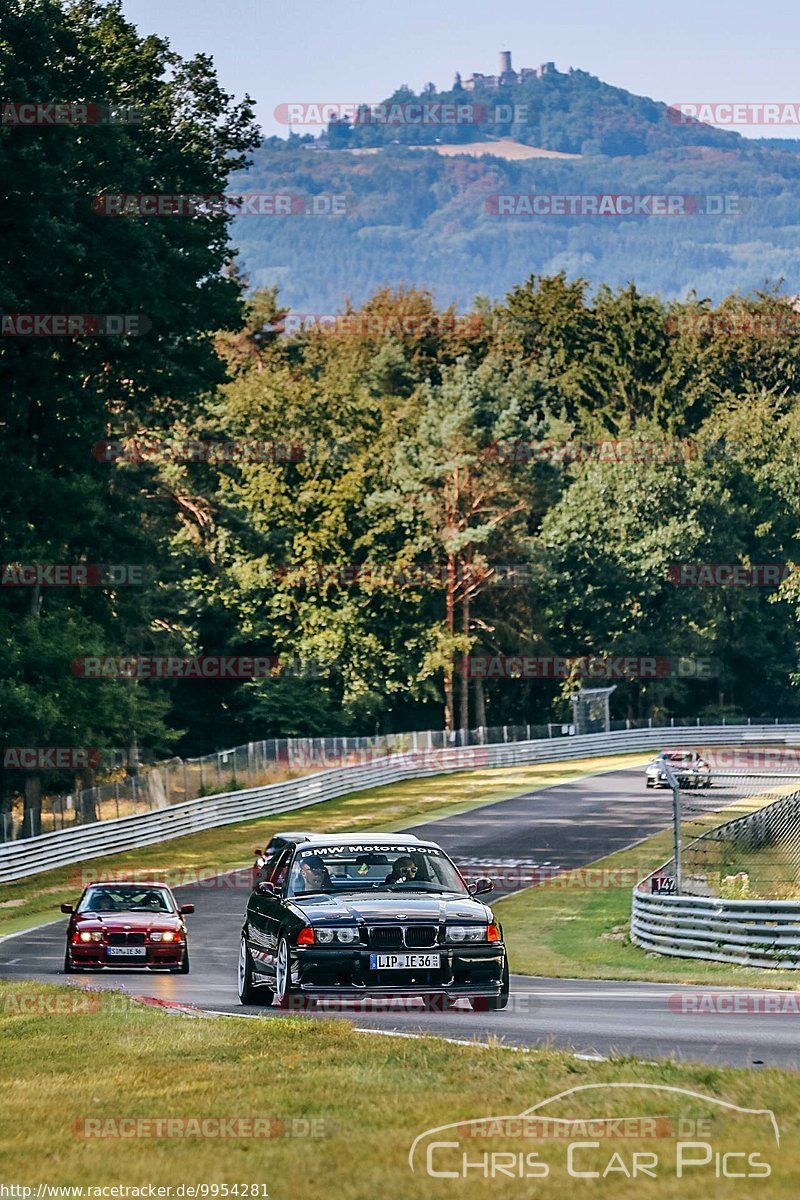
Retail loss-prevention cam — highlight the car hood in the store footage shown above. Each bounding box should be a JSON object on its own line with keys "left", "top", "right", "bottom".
{"left": 289, "top": 893, "right": 491, "bottom": 924}
{"left": 73, "top": 911, "right": 181, "bottom": 930}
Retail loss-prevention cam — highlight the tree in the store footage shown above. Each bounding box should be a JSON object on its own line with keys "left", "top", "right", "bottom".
{"left": 0, "top": 0, "right": 259, "bottom": 827}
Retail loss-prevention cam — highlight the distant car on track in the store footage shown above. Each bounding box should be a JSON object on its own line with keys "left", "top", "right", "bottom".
{"left": 61, "top": 882, "right": 194, "bottom": 973}
{"left": 645, "top": 749, "right": 712, "bottom": 789}
{"left": 238, "top": 832, "right": 509, "bottom": 1011}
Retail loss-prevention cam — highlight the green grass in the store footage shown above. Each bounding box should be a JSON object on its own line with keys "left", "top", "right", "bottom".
{"left": 0, "top": 979, "right": 797, "bottom": 1197}
{"left": 498, "top": 822, "right": 800, "bottom": 988}
{"left": 0, "top": 753, "right": 649, "bottom": 940}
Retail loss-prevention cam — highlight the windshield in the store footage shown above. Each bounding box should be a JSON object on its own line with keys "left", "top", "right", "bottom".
{"left": 286, "top": 844, "right": 468, "bottom": 897}
{"left": 78, "top": 886, "right": 176, "bottom": 914}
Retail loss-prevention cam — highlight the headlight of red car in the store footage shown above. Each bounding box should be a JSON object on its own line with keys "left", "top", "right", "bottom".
{"left": 149, "top": 930, "right": 180, "bottom": 942}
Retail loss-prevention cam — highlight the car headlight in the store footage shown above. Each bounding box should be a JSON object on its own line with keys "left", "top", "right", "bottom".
{"left": 447, "top": 925, "right": 489, "bottom": 943}
{"left": 150, "top": 931, "right": 177, "bottom": 943}
{"left": 79, "top": 931, "right": 103, "bottom": 943}
{"left": 315, "top": 927, "right": 359, "bottom": 944}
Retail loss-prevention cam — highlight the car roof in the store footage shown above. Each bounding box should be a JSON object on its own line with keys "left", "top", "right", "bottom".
{"left": 83, "top": 881, "right": 173, "bottom": 890}
{"left": 295, "top": 833, "right": 422, "bottom": 845}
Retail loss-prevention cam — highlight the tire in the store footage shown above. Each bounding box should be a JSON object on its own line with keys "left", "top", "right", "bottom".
{"left": 237, "top": 935, "right": 273, "bottom": 1006}
{"left": 63, "top": 947, "right": 76, "bottom": 974}
{"left": 173, "top": 946, "right": 190, "bottom": 974}
{"left": 275, "top": 935, "right": 301, "bottom": 1009}
{"left": 645, "top": 779, "right": 653, "bottom": 789}
{"left": 469, "top": 958, "right": 510, "bottom": 1012}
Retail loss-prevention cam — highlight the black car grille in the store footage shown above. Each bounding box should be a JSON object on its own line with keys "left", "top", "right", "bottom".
{"left": 369, "top": 927, "right": 403, "bottom": 949}
{"left": 107, "top": 932, "right": 147, "bottom": 946}
{"left": 405, "top": 925, "right": 437, "bottom": 948}
{"left": 368, "top": 925, "right": 437, "bottom": 949}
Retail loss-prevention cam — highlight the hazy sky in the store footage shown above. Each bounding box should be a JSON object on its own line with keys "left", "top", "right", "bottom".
{"left": 119, "top": 0, "right": 800, "bottom": 139}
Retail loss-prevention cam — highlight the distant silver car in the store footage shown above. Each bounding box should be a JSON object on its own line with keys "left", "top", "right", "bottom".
{"left": 645, "top": 750, "right": 712, "bottom": 789}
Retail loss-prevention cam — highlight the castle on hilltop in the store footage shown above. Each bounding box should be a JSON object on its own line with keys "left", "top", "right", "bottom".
{"left": 456, "top": 51, "right": 557, "bottom": 92}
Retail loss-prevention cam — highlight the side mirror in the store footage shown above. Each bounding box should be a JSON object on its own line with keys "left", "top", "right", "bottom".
{"left": 60, "top": 903, "right": 74, "bottom": 914}
{"left": 257, "top": 881, "right": 277, "bottom": 896}
{"left": 469, "top": 877, "right": 494, "bottom": 896}
{"left": 179, "top": 904, "right": 195, "bottom": 915}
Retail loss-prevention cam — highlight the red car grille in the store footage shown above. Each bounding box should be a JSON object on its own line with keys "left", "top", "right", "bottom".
{"left": 107, "top": 932, "right": 147, "bottom": 946}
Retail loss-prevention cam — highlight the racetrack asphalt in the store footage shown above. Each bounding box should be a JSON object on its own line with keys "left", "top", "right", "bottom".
{"left": 3, "top": 763, "right": 799, "bottom": 1069}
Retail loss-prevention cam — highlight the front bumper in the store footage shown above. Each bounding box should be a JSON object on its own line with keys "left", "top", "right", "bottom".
{"left": 68, "top": 944, "right": 184, "bottom": 968}
{"left": 292, "top": 943, "right": 506, "bottom": 998}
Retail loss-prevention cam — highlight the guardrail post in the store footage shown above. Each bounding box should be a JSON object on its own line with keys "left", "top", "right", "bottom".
{"left": 663, "top": 760, "right": 682, "bottom": 894}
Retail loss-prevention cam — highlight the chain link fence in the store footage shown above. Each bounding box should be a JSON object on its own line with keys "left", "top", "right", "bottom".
{"left": 650, "top": 747, "right": 800, "bottom": 899}
{"left": 2, "top": 717, "right": 795, "bottom": 843}
{"left": 2, "top": 722, "right": 575, "bottom": 841}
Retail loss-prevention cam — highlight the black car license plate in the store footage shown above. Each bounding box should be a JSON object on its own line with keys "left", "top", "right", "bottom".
{"left": 369, "top": 953, "right": 440, "bottom": 970}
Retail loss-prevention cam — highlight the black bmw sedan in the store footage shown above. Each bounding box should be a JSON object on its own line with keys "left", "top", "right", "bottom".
{"left": 237, "top": 833, "right": 509, "bottom": 1011}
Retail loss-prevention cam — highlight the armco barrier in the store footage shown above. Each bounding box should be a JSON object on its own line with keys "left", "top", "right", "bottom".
{"left": 2, "top": 724, "right": 800, "bottom": 885}
{"left": 632, "top": 787, "right": 800, "bottom": 968}
{"left": 632, "top": 888, "right": 800, "bottom": 968}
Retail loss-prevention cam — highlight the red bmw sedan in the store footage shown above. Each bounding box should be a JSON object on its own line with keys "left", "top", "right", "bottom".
{"left": 61, "top": 882, "right": 194, "bottom": 973}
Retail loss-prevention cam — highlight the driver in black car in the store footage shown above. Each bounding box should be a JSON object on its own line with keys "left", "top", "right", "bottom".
{"left": 383, "top": 855, "right": 418, "bottom": 885}
{"left": 297, "top": 854, "right": 333, "bottom": 893}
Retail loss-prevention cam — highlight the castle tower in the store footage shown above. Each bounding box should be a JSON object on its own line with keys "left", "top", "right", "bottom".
{"left": 498, "top": 50, "right": 517, "bottom": 86}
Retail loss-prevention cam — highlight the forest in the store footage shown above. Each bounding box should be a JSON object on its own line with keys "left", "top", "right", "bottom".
{"left": 3, "top": 0, "right": 800, "bottom": 822}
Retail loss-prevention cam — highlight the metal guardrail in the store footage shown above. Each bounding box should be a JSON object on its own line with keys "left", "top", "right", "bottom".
{"left": 3, "top": 724, "right": 800, "bottom": 886}
{"left": 632, "top": 787, "right": 800, "bottom": 968}
{"left": 632, "top": 889, "right": 800, "bottom": 968}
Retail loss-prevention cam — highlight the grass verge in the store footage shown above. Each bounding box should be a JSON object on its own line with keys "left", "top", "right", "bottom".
{"left": 0, "top": 753, "right": 648, "bottom": 940}
{"left": 0, "top": 979, "right": 796, "bottom": 1197}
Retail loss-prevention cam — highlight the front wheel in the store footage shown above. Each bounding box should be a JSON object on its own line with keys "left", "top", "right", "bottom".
{"left": 63, "top": 948, "right": 76, "bottom": 974}
{"left": 172, "top": 945, "right": 190, "bottom": 974}
{"left": 238, "top": 935, "right": 273, "bottom": 1006}
{"left": 275, "top": 936, "right": 298, "bottom": 1009}
{"left": 469, "top": 958, "right": 510, "bottom": 1012}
